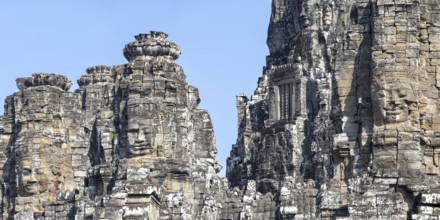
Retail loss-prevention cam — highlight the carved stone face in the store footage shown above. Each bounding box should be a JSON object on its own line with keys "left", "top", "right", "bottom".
{"left": 127, "top": 123, "right": 154, "bottom": 156}
{"left": 188, "top": 86, "right": 200, "bottom": 110}
{"left": 373, "top": 81, "right": 416, "bottom": 125}
{"left": 300, "top": 14, "right": 311, "bottom": 27}
{"left": 323, "top": 5, "right": 332, "bottom": 25}
{"left": 372, "top": 79, "right": 417, "bottom": 125}
{"left": 18, "top": 158, "right": 49, "bottom": 196}
{"left": 300, "top": 2, "right": 312, "bottom": 28}
{"left": 126, "top": 102, "right": 159, "bottom": 157}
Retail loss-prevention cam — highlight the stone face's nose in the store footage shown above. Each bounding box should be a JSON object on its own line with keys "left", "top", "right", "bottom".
{"left": 28, "top": 175, "right": 38, "bottom": 184}
{"left": 388, "top": 90, "right": 396, "bottom": 103}
{"left": 389, "top": 89, "right": 404, "bottom": 106}
{"left": 136, "top": 131, "right": 146, "bottom": 142}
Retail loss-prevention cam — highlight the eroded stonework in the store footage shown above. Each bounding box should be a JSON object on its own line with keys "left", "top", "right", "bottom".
{"left": 0, "top": 32, "right": 229, "bottom": 219}
{"left": 226, "top": 0, "right": 440, "bottom": 219}
{"left": 3, "top": 0, "right": 440, "bottom": 219}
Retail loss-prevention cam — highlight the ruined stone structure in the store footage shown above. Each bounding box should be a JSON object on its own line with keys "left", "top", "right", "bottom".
{"left": 2, "top": 0, "right": 440, "bottom": 219}
{"left": 0, "top": 32, "right": 226, "bottom": 219}
{"left": 227, "top": 0, "right": 440, "bottom": 219}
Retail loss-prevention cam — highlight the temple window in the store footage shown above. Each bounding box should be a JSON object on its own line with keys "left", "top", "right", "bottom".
{"left": 279, "top": 83, "right": 293, "bottom": 120}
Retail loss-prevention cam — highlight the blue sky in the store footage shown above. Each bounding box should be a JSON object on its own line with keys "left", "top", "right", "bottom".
{"left": 0, "top": 1, "right": 271, "bottom": 176}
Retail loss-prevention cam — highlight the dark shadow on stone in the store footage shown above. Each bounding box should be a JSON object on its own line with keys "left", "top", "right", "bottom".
{"left": 341, "top": 1, "right": 373, "bottom": 182}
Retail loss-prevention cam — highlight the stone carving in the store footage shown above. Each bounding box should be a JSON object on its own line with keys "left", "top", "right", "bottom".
{"left": 15, "top": 136, "right": 50, "bottom": 198}
{"left": 0, "top": 32, "right": 228, "bottom": 220}
{"left": 16, "top": 73, "right": 72, "bottom": 91}
{"left": 3, "top": 0, "right": 440, "bottom": 219}
{"left": 0, "top": 73, "right": 81, "bottom": 219}
{"left": 372, "top": 76, "right": 418, "bottom": 126}
{"left": 123, "top": 31, "right": 180, "bottom": 62}
{"left": 125, "top": 102, "right": 159, "bottom": 157}
{"left": 226, "top": 0, "right": 440, "bottom": 219}
{"left": 322, "top": 4, "right": 333, "bottom": 29}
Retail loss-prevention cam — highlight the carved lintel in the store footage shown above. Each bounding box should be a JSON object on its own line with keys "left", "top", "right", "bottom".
{"left": 339, "top": 148, "right": 350, "bottom": 167}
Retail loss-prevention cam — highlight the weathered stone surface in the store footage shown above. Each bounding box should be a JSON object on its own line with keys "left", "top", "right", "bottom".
{"left": 3, "top": 0, "right": 440, "bottom": 219}
{"left": 0, "top": 31, "right": 229, "bottom": 219}
{"left": 226, "top": 0, "right": 440, "bottom": 219}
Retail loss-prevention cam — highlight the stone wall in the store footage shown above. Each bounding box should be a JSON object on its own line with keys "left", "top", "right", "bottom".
{"left": 0, "top": 31, "right": 229, "bottom": 220}
{"left": 227, "top": 0, "right": 440, "bottom": 219}
{"left": 2, "top": 0, "right": 440, "bottom": 219}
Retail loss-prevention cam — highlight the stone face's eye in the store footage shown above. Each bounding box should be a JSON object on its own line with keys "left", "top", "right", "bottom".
{"left": 34, "top": 168, "right": 45, "bottom": 175}
{"left": 22, "top": 167, "right": 32, "bottom": 175}
{"left": 128, "top": 128, "right": 139, "bottom": 133}
{"left": 378, "top": 90, "right": 386, "bottom": 98}
{"left": 398, "top": 89, "right": 407, "bottom": 97}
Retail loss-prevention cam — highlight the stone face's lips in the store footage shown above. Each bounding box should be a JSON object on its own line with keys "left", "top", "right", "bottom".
{"left": 128, "top": 144, "right": 151, "bottom": 156}
{"left": 385, "top": 110, "right": 402, "bottom": 115}
{"left": 25, "top": 183, "right": 38, "bottom": 195}
{"left": 383, "top": 105, "right": 405, "bottom": 109}
{"left": 383, "top": 104, "right": 407, "bottom": 116}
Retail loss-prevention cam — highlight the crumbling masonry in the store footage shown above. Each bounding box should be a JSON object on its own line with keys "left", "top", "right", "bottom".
{"left": 2, "top": 0, "right": 440, "bottom": 219}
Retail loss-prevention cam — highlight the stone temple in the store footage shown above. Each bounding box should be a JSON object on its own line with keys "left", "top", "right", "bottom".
{"left": 2, "top": 0, "right": 440, "bottom": 219}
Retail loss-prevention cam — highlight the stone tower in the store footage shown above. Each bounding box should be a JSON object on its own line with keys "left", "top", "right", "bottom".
{"left": 227, "top": 0, "right": 440, "bottom": 219}
{"left": 3, "top": 0, "right": 440, "bottom": 219}
{"left": 0, "top": 31, "right": 226, "bottom": 220}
